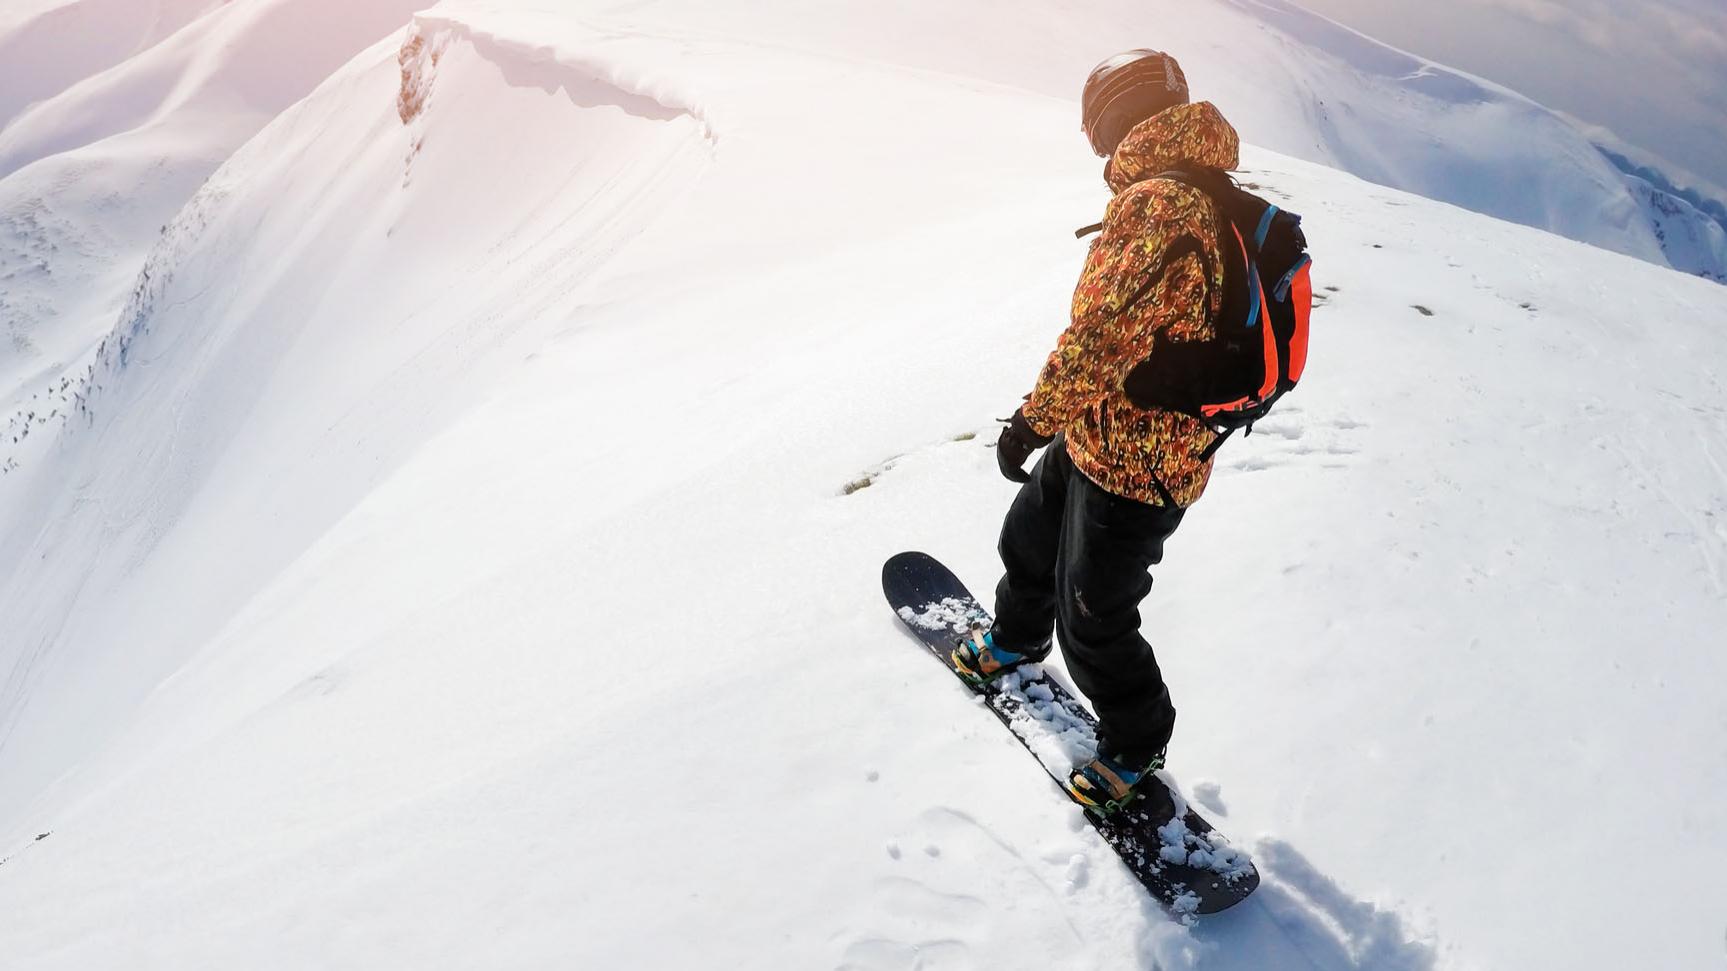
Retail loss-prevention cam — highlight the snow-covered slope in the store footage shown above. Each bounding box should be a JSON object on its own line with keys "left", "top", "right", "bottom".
{"left": 3, "top": 0, "right": 1718, "bottom": 439}
{"left": 2, "top": 2, "right": 1725, "bottom": 970}
{"left": 0, "top": 0, "right": 225, "bottom": 131}
{"left": 0, "top": 0, "right": 426, "bottom": 421}
{"left": 1595, "top": 142, "right": 1727, "bottom": 284}
{"left": 1622, "top": 173, "right": 1727, "bottom": 283}
{"left": 516, "top": 0, "right": 1705, "bottom": 278}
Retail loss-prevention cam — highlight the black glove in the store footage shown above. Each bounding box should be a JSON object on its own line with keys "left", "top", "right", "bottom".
{"left": 996, "top": 407, "right": 1055, "bottom": 483}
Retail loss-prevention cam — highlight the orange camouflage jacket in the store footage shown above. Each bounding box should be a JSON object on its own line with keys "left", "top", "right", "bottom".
{"left": 1020, "top": 101, "right": 1239, "bottom": 507}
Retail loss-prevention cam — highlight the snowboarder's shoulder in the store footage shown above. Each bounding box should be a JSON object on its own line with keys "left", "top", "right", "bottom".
{"left": 1104, "top": 176, "right": 1215, "bottom": 234}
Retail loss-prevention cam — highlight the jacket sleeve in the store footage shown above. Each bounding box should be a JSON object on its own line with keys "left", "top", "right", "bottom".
{"left": 1020, "top": 180, "right": 1214, "bottom": 438}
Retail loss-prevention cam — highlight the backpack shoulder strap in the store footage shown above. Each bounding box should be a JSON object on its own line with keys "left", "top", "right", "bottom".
{"left": 1154, "top": 168, "right": 1237, "bottom": 214}
{"left": 1072, "top": 167, "right": 1234, "bottom": 239}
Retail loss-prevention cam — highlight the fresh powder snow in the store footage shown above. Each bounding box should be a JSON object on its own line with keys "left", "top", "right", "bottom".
{"left": 897, "top": 598, "right": 982, "bottom": 635}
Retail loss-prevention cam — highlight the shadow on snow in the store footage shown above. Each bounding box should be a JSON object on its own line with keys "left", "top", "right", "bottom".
{"left": 1143, "top": 838, "right": 1437, "bottom": 970}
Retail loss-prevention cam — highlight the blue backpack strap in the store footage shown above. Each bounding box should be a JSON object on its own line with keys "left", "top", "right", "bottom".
{"left": 1253, "top": 205, "right": 1279, "bottom": 249}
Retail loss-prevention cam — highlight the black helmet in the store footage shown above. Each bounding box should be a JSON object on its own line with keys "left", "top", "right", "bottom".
{"left": 1081, "top": 50, "right": 1189, "bottom": 157}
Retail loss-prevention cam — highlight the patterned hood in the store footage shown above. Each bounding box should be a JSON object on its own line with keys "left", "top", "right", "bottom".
{"left": 1105, "top": 101, "right": 1241, "bottom": 195}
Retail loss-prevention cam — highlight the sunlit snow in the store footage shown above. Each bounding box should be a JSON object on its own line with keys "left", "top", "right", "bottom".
{"left": 2, "top": 1, "right": 1725, "bottom": 969}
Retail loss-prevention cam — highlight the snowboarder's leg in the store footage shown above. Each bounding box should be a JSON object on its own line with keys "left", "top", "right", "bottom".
{"left": 1052, "top": 466, "right": 1184, "bottom": 764}
{"left": 989, "top": 435, "right": 1070, "bottom": 653}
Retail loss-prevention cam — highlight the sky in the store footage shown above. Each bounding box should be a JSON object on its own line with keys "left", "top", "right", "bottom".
{"left": 1293, "top": 0, "right": 1727, "bottom": 199}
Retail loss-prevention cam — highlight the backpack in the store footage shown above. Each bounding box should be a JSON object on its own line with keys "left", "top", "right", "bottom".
{"left": 1082, "top": 168, "right": 1313, "bottom": 461}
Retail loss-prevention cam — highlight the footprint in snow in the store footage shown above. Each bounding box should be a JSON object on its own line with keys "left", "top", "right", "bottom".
{"left": 1192, "top": 780, "right": 1229, "bottom": 816}
{"left": 1221, "top": 406, "right": 1367, "bottom": 475}
{"left": 836, "top": 806, "right": 1082, "bottom": 967}
{"left": 839, "top": 432, "right": 987, "bottom": 495}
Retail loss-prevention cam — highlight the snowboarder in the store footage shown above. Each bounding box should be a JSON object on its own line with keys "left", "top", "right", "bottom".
{"left": 957, "top": 50, "right": 1245, "bottom": 815}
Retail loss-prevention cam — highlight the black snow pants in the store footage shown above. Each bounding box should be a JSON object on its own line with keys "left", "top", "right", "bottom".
{"left": 989, "top": 435, "right": 1185, "bottom": 761}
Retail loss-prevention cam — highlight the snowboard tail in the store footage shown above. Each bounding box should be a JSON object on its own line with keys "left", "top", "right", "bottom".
{"left": 882, "top": 550, "right": 1259, "bottom": 916}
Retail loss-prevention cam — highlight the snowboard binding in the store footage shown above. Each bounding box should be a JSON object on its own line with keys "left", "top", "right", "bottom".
{"left": 951, "top": 628, "right": 1048, "bottom": 686}
{"left": 1068, "top": 750, "right": 1166, "bottom": 818}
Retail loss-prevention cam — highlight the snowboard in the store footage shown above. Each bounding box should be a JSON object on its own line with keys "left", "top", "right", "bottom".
{"left": 882, "top": 550, "right": 1259, "bottom": 916}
